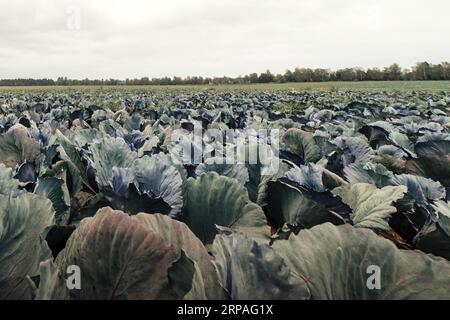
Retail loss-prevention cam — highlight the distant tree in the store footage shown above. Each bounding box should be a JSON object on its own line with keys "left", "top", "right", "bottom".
{"left": 401, "top": 68, "right": 414, "bottom": 80}
{"left": 335, "top": 68, "right": 357, "bottom": 81}
{"left": 258, "top": 70, "right": 275, "bottom": 83}
{"left": 442, "top": 62, "right": 450, "bottom": 80}
{"left": 354, "top": 67, "right": 366, "bottom": 81}
{"left": 366, "top": 68, "right": 385, "bottom": 81}
{"left": 414, "top": 62, "right": 431, "bottom": 80}
{"left": 429, "top": 63, "right": 445, "bottom": 80}
{"left": 56, "top": 77, "right": 69, "bottom": 85}
{"left": 284, "top": 69, "right": 295, "bottom": 82}
{"left": 293, "top": 68, "right": 309, "bottom": 82}
{"left": 172, "top": 76, "right": 182, "bottom": 85}
{"left": 249, "top": 73, "right": 259, "bottom": 83}
{"left": 274, "top": 74, "right": 286, "bottom": 83}
{"left": 384, "top": 63, "right": 402, "bottom": 80}
{"left": 312, "top": 69, "right": 331, "bottom": 82}
{"left": 2, "top": 61, "right": 450, "bottom": 86}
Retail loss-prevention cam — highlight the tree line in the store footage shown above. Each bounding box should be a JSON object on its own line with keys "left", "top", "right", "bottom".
{"left": 1, "top": 61, "right": 449, "bottom": 86}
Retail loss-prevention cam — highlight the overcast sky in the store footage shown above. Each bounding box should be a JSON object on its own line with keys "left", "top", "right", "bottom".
{"left": 0, "top": 0, "right": 449, "bottom": 79}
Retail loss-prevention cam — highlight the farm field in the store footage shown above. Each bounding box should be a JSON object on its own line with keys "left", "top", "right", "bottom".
{"left": 0, "top": 86, "right": 450, "bottom": 300}
{"left": 1, "top": 80, "right": 450, "bottom": 93}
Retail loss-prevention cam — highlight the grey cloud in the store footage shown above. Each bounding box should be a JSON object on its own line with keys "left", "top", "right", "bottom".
{"left": 0, "top": 0, "right": 449, "bottom": 79}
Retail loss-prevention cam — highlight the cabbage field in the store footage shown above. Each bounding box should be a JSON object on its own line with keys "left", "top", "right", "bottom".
{"left": 1, "top": 88, "right": 450, "bottom": 300}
